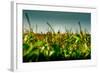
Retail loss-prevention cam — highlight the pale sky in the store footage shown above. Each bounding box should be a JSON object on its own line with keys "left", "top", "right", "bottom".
{"left": 23, "top": 10, "right": 91, "bottom": 33}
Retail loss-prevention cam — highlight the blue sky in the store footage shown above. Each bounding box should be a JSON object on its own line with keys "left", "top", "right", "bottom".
{"left": 23, "top": 10, "right": 91, "bottom": 33}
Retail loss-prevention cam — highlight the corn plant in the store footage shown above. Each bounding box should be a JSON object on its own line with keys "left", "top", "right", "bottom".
{"left": 23, "top": 13, "right": 91, "bottom": 62}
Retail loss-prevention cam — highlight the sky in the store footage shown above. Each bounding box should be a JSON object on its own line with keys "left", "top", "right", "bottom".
{"left": 23, "top": 10, "right": 91, "bottom": 33}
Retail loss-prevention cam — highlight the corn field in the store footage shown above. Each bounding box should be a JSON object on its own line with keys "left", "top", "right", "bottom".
{"left": 23, "top": 13, "right": 91, "bottom": 62}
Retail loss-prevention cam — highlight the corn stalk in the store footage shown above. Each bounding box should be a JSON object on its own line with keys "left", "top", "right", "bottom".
{"left": 25, "top": 13, "right": 33, "bottom": 32}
